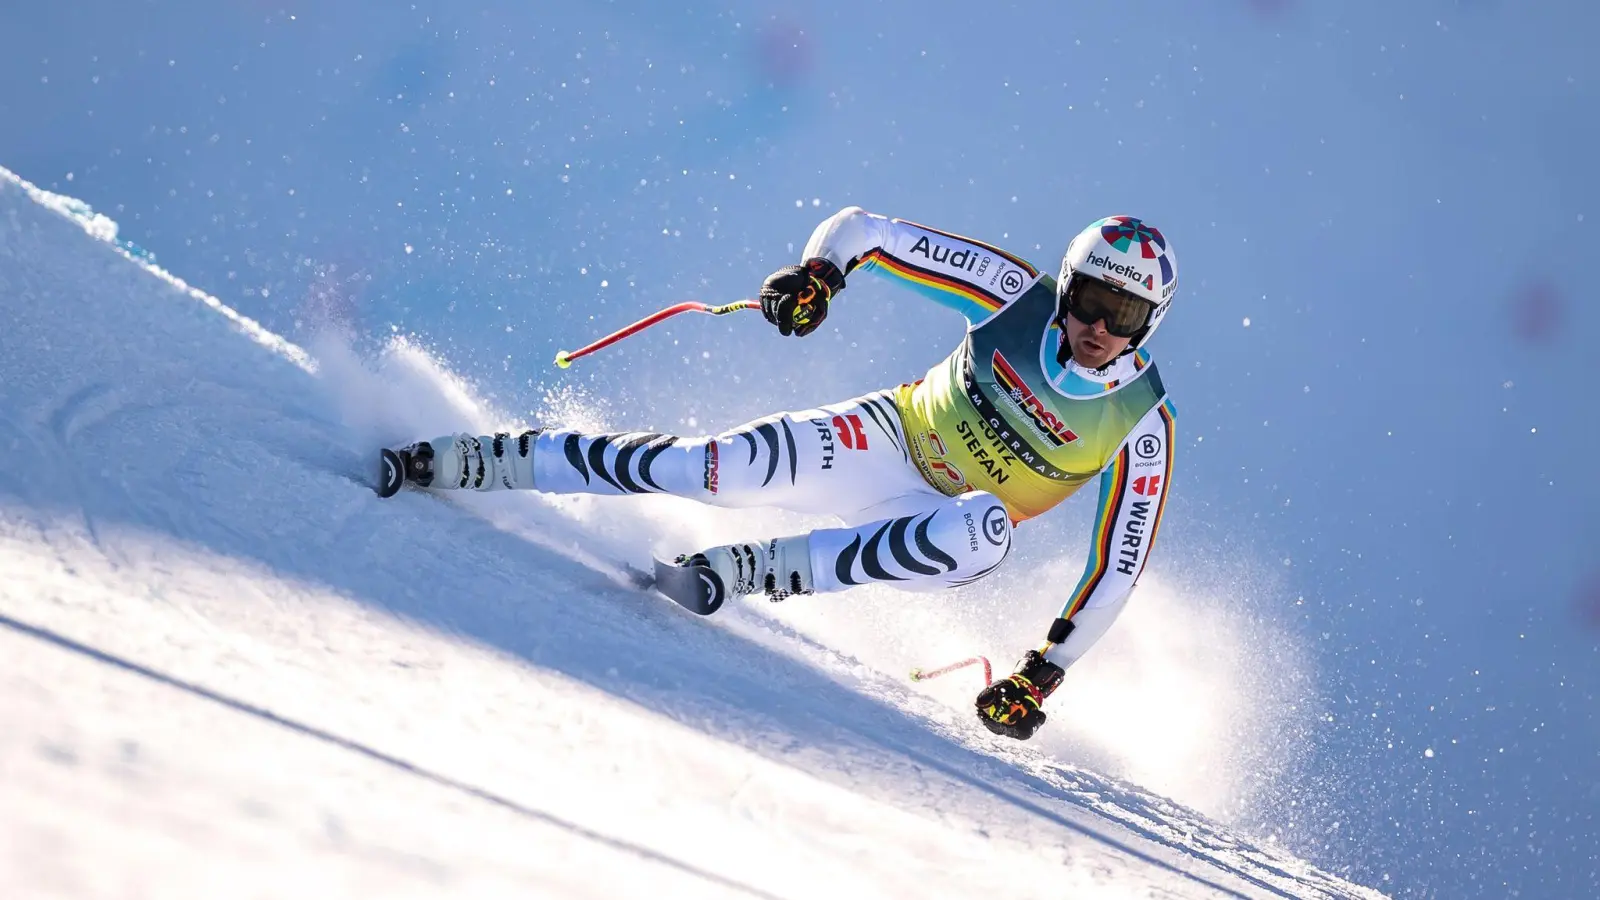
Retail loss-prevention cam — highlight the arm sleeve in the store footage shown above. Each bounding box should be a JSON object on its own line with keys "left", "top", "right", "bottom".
{"left": 803, "top": 206, "right": 1043, "bottom": 326}
{"left": 1040, "top": 398, "right": 1176, "bottom": 671}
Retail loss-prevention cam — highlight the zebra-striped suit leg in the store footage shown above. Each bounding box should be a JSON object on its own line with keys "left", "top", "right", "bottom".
{"left": 807, "top": 491, "right": 1012, "bottom": 593}
{"left": 523, "top": 429, "right": 697, "bottom": 496}
{"left": 697, "top": 388, "right": 931, "bottom": 514}
{"left": 425, "top": 387, "right": 938, "bottom": 517}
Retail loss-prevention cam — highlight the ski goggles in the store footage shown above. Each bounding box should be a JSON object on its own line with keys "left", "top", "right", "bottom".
{"left": 1059, "top": 273, "right": 1156, "bottom": 338}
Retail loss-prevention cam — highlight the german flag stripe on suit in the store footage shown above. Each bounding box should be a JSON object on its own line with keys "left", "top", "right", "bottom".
{"left": 854, "top": 248, "right": 1007, "bottom": 317}
{"left": 1147, "top": 400, "right": 1177, "bottom": 551}
{"left": 1060, "top": 445, "right": 1129, "bottom": 619}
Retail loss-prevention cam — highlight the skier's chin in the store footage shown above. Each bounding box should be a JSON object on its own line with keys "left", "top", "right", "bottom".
{"left": 1072, "top": 339, "right": 1116, "bottom": 370}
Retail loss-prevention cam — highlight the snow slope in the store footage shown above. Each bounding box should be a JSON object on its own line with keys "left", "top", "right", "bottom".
{"left": 0, "top": 167, "right": 1384, "bottom": 899}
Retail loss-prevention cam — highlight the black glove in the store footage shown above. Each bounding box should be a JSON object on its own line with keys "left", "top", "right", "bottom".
{"left": 975, "top": 650, "right": 1065, "bottom": 741}
{"left": 760, "top": 257, "right": 845, "bottom": 337}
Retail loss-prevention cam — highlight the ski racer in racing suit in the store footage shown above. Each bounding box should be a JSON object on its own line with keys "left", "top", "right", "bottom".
{"left": 384, "top": 207, "right": 1180, "bottom": 741}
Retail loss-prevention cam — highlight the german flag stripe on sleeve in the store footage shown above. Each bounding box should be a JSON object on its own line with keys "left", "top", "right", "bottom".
{"left": 1146, "top": 400, "right": 1177, "bottom": 552}
{"left": 894, "top": 219, "right": 1039, "bottom": 277}
{"left": 857, "top": 249, "right": 1006, "bottom": 314}
{"left": 1061, "top": 446, "right": 1129, "bottom": 619}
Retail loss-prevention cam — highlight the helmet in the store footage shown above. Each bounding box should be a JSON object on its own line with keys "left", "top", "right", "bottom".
{"left": 1057, "top": 216, "right": 1178, "bottom": 353}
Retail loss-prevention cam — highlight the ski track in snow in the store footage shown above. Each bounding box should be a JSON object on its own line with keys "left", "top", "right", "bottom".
{"left": 0, "top": 165, "right": 1386, "bottom": 899}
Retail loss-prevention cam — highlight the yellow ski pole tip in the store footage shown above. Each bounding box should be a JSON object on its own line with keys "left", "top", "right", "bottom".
{"left": 554, "top": 351, "right": 572, "bottom": 369}
{"left": 908, "top": 668, "right": 924, "bottom": 681}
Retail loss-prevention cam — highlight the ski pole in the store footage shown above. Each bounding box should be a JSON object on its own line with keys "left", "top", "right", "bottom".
{"left": 908, "top": 655, "right": 992, "bottom": 687}
{"left": 554, "top": 300, "right": 760, "bottom": 369}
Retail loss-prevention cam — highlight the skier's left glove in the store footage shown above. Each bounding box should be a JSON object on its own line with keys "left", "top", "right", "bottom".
{"left": 975, "top": 650, "right": 1065, "bottom": 741}
{"left": 760, "top": 257, "right": 845, "bottom": 337}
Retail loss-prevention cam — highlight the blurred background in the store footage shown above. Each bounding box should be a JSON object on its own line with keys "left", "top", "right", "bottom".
{"left": 1, "top": 1, "right": 1594, "bottom": 896}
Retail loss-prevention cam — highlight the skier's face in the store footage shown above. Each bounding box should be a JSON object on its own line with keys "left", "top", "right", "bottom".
{"left": 1063, "top": 311, "right": 1132, "bottom": 369}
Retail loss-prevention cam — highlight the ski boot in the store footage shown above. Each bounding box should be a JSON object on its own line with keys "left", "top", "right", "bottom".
{"left": 651, "top": 536, "right": 814, "bottom": 616}
{"left": 377, "top": 430, "right": 542, "bottom": 498}
{"left": 377, "top": 441, "right": 436, "bottom": 498}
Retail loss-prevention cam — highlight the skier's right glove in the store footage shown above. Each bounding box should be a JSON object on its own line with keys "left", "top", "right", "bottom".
{"left": 760, "top": 257, "right": 845, "bottom": 337}
{"left": 975, "top": 650, "right": 1065, "bottom": 741}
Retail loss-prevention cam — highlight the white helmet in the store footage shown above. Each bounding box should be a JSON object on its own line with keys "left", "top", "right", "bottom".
{"left": 1057, "top": 216, "right": 1179, "bottom": 351}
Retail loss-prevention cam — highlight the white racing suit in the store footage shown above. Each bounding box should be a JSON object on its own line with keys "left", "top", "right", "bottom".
{"left": 438, "top": 390, "right": 1014, "bottom": 594}
{"left": 428, "top": 207, "right": 1176, "bottom": 674}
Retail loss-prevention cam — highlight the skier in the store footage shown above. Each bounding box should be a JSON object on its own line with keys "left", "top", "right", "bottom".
{"left": 380, "top": 207, "right": 1178, "bottom": 741}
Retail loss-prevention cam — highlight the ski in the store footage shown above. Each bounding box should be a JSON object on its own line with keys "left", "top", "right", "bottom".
{"left": 376, "top": 447, "right": 407, "bottom": 498}
{"left": 649, "top": 556, "right": 727, "bottom": 616}
{"left": 371, "top": 444, "right": 721, "bottom": 615}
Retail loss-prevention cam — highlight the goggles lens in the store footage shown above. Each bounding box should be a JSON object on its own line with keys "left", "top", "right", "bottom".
{"left": 1062, "top": 275, "right": 1154, "bottom": 338}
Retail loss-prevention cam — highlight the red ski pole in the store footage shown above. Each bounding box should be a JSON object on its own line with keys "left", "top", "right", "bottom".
{"left": 554, "top": 300, "right": 760, "bottom": 369}
{"left": 908, "top": 656, "right": 992, "bottom": 686}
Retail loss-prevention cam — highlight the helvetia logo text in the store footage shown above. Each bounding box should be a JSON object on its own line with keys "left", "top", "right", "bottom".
{"left": 1085, "top": 251, "right": 1154, "bottom": 292}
